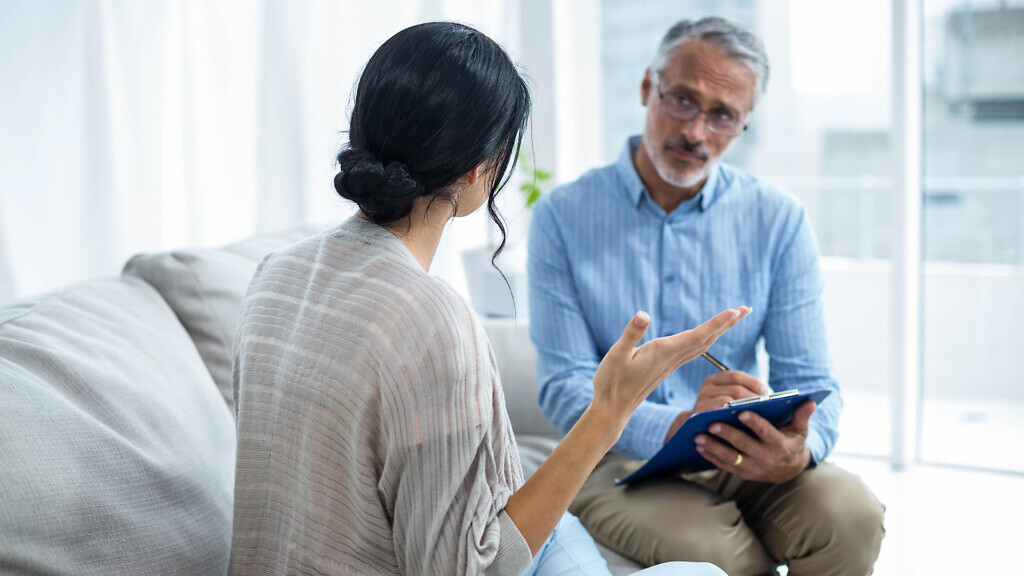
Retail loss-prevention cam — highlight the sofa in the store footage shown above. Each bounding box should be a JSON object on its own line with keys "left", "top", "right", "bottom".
{"left": 0, "top": 225, "right": 643, "bottom": 575}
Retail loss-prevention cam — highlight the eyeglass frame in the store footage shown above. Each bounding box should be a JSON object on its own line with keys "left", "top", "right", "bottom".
{"left": 652, "top": 73, "right": 750, "bottom": 138}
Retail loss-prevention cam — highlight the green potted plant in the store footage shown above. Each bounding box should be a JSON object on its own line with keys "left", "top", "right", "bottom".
{"left": 517, "top": 152, "right": 552, "bottom": 210}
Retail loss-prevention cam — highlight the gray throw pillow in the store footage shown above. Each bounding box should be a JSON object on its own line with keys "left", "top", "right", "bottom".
{"left": 0, "top": 277, "right": 235, "bottom": 575}
{"left": 123, "top": 225, "right": 323, "bottom": 412}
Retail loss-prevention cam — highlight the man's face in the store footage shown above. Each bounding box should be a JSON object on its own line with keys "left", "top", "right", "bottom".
{"left": 639, "top": 39, "right": 757, "bottom": 191}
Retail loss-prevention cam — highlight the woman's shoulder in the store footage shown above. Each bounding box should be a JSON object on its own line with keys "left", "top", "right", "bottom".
{"left": 249, "top": 218, "right": 488, "bottom": 370}
{"left": 383, "top": 272, "right": 481, "bottom": 354}
{"left": 332, "top": 223, "right": 480, "bottom": 339}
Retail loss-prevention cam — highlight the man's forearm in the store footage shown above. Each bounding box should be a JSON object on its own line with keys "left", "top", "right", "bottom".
{"left": 664, "top": 409, "right": 692, "bottom": 443}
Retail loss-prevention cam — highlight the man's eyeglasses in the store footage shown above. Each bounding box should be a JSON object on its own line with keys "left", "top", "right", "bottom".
{"left": 654, "top": 77, "right": 748, "bottom": 138}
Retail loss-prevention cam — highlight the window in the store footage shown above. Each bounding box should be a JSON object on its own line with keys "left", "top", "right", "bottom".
{"left": 920, "top": 0, "right": 1024, "bottom": 474}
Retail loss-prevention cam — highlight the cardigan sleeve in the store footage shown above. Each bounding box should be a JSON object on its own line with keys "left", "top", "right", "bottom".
{"left": 376, "top": 285, "right": 532, "bottom": 576}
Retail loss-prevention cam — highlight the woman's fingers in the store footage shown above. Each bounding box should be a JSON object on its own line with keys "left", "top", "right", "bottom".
{"left": 662, "top": 306, "right": 750, "bottom": 361}
{"left": 705, "top": 306, "right": 750, "bottom": 339}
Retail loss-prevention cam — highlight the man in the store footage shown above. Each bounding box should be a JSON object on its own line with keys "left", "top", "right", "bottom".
{"left": 528, "top": 17, "right": 885, "bottom": 576}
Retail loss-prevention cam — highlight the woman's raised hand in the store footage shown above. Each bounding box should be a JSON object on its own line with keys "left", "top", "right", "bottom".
{"left": 506, "top": 306, "right": 749, "bottom": 554}
{"left": 590, "top": 307, "right": 751, "bottom": 426}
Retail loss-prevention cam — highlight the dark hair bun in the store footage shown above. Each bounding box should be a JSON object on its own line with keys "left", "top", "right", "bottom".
{"left": 334, "top": 147, "right": 424, "bottom": 222}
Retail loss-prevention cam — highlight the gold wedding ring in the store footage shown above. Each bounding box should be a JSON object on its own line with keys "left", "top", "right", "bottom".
{"left": 732, "top": 453, "right": 744, "bottom": 467}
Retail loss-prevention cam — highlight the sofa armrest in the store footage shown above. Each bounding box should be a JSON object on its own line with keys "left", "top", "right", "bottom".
{"left": 0, "top": 277, "right": 236, "bottom": 575}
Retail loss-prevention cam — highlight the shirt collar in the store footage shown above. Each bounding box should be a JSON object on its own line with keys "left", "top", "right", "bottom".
{"left": 616, "top": 135, "right": 720, "bottom": 214}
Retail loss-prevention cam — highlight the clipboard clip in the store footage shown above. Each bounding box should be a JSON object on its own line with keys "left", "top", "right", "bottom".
{"left": 726, "top": 389, "right": 800, "bottom": 408}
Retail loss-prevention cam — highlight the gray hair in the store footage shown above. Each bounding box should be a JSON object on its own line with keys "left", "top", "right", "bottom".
{"left": 650, "top": 17, "right": 770, "bottom": 107}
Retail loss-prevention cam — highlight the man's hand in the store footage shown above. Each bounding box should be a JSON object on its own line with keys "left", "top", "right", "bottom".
{"left": 663, "top": 371, "right": 769, "bottom": 442}
{"left": 693, "top": 370, "right": 770, "bottom": 414}
{"left": 694, "top": 400, "right": 817, "bottom": 484}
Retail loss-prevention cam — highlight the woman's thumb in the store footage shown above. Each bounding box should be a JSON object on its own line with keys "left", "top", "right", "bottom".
{"left": 609, "top": 311, "right": 651, "bottom": 357}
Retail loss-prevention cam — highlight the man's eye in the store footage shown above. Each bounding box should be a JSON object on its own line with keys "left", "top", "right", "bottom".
{"left": 672, "top": 95, "right": 694, "bottom": 108}
{"left": 712, "top": 111, "right": 737, "bottom": 123}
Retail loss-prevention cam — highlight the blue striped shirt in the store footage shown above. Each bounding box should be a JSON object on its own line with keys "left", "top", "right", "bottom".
{"left": 528, "top": 136, "right": 841, "bottom": 463}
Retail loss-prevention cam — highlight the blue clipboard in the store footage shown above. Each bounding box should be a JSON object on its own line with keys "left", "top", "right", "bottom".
{"left": 615, "top": 389, "right": 831, "bottom": 485}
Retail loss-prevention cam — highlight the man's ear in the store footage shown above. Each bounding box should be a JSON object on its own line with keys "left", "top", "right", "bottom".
{"left": 640, "top": 68, "right": 653, "bottom": 107}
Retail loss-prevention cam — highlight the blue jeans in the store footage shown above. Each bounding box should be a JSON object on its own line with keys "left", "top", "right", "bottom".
{"left": 523, "top": 512, "right": 726, "bottom": 576}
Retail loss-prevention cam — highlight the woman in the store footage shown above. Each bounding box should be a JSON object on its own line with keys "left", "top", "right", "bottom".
{"left": 228, "top": 22, "right": 746, "bottom": 576}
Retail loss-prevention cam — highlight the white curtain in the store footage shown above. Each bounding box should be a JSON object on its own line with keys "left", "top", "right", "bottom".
{"left": 0, "top": 0, "right": 517, "bottom": 302}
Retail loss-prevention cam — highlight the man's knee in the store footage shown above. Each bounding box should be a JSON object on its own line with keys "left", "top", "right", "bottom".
{"left": 782, "top": 465, "right": 886, "bottom": 573}
{"left": 816, "top": 467, "right": 882, "bottom": 530}
{"left": 821, "top": 469, "right": 885, "bottom": 568}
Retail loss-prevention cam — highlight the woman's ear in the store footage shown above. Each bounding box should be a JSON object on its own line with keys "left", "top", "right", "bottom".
{"left": 464, "top": 164, "right": 482, "bottom": 186}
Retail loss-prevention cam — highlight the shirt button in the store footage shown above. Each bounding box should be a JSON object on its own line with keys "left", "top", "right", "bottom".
{"left": 667, "top": 390, "right": 675, "bottom": 400}
{"left": 665, "top": 274, "right": 677, "bottom": 282}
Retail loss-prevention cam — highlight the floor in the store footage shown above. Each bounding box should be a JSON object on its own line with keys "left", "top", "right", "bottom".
{"left": 826, "top": 391, "right": 1024, "bottom": 574}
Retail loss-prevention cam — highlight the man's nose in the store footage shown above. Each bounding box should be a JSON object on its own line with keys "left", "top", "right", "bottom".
{"left": 678, "top": 110, "right": 709, "bottom": 143}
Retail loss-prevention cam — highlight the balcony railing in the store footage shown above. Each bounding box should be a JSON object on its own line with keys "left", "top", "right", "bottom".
{"left": 774, "top": 175, "right": 1024, "bottom": 266}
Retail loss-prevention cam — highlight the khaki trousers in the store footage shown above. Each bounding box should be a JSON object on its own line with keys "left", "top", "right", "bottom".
{"left": 569, "top": 455, "right": 885, "bottom": 576}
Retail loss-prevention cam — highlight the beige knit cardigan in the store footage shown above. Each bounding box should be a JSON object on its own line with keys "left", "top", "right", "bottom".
{"left": 228, "top": 216, "right": 532, "bottom": 575}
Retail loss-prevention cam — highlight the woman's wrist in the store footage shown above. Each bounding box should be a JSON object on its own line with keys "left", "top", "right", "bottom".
{"left": 575, "top": 403, "right": 629, "bottom": 451}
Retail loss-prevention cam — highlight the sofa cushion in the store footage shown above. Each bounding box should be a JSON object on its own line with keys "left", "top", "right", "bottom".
{"left": 123, "top": 226, "right": 322, "bottom": 411}
{"left": 480, "top": 316, "right": 562, "bottom": 437}
{"left": 0, "top": 277, "right": 235, "bottom": 575}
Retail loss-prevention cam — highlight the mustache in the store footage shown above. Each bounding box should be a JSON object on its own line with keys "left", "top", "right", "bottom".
{"left": 665, "top": 139, "right": 709, "bottom": 161}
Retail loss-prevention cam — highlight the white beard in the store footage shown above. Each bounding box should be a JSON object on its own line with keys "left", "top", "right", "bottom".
{"left": 653, "top": 158, "right": 712, "bottom": 190}
{"left": 641, "top": 130, "right": 716, "bottom": 191}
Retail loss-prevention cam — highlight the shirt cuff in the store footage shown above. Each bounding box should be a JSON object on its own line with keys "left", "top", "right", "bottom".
{"left": 617, "top": 401, "right": 686, "bottom": 461}
{"left": 489, "top": 510, "right": 533, "bottom": 576}
{"left": 805, "top": 425, "right": 828, "bottom": 467}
